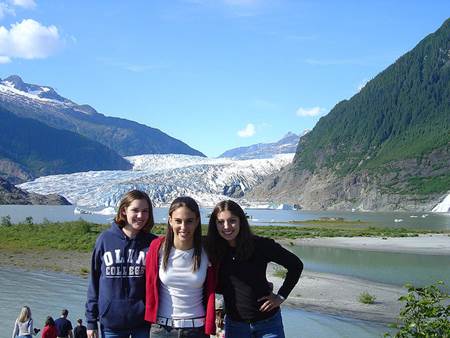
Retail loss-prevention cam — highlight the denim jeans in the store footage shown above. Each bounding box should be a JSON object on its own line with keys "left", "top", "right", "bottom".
{"left": 224, "top": 310, "right": 285, "bottom": 338}
{"left": 102, "top": 325, "right": 150, "bottom": 338}
{"left": 150, "top": 325, "right": 208, "bottom": 338}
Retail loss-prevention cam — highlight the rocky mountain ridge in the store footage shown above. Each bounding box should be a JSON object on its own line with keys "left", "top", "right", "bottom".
{"left": 0, "top": 75, "right": 204, "bottom": 157}
{"left": 219, "top": 132, "right": 300, "bottom": 159}
{"left": 0, "top": 177, "right": 70, "bottom": 205}
{"left": 248, "top": 19, "right": 450, "bottom": 211}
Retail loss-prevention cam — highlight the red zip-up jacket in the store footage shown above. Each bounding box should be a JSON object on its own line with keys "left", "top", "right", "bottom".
{"left": 144, "top": 237, "right": 217, "bottom": 335}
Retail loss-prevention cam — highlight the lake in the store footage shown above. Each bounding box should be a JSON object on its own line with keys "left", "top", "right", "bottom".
{"left": 0, "top": 267, "right": 390, "bottom": 338}
{"left": 1, "top": 205, "right": 450, "bottom": 229}
{"left": 291, "top": 245, "right": 450, "bottom": 287}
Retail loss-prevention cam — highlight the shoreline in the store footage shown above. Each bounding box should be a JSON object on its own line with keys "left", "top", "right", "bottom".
{"left": 3, "top": 234, "right": 449, "bottom": 325}
{"left": 268, "top": 265, "right": 403, "bottom": 324}
{"left": 283, "top": 233, "right": 450, "bottom": 255}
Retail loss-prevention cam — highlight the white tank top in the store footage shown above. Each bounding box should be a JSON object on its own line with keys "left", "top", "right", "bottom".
{"left": 157, "top": 247, "right": 208, "bottom": 319}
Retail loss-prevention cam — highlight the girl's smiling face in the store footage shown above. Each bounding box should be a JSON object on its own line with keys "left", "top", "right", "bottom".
{"left": 216, "top": 210, "right": 240, "bottom": 246}
{"left": 121, "top": 199, "right": 149, "bottom": 237}
{"left": 169, "top": 206, "right": 199, "bottom": 249}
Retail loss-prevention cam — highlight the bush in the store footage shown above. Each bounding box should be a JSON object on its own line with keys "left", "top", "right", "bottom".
{"left": 386, "top": 281, "right": 450, "bottom": 337}
{"left": 1, "top": 215, "right": 12, "bottom": 226}
{"left": 359, "top": 291, "right": 376, "bottom": 304}
{"left": 24, "top": 216, "right": 33, "bottom": 225}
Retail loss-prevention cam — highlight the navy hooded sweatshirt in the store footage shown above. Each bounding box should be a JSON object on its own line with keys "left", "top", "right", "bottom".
{"left": 85, "top": 222, "right": 156, "bottom": 331}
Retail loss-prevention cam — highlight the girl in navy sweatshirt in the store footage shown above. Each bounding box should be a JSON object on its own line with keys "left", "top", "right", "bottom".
{"left": 86, "top": 190, "right": 157, "bottom": 338}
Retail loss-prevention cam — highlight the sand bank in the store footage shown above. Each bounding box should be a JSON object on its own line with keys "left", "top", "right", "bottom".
{"left": 268, "top": 265, "right": 403, "bottom": 323}
{"left": 288, "top": 234, "right": 450, "bottom": 255}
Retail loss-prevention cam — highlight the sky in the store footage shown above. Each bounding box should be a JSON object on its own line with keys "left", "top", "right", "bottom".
{"left": 0, "top": 1, "right": 449, "bottom": 157}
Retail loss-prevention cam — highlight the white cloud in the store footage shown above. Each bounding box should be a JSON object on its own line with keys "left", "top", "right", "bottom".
{"left": 12, "top": 0, "right": 36, "bottom": 9}
{"left": 0, "top": 55, "right": 10, "bottom": 63}
{"left": 296, "top": 106, "right": 325, "bottom": 117}
{"left": 237, "top": 123, "right": 256, "bottom": 137}
{"left": 0, "top": 19, "right": 60, "bottom": 60}
{"left": 0, "top": 2, "right": 15, "bottom": 19}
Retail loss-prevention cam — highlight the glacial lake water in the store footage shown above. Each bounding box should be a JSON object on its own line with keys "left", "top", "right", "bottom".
{"left": 0, "top": 268, "right": 390, "bottom": 338}
{"left": 291, "top": 245, "right": 450, "bottom": 287}
{"left": 1, "top": 205, "right": 450, "bottom": 229}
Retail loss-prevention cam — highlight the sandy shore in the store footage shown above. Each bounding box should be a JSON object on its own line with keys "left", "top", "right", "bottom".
{"left": 4, "top": 234, "right": 449, "bottom": 324}
{"left": 288, "top": 234, "right": 450, "bottom": 255}
{"left": 268, "top": 264, "right": 403, "bottom": 323}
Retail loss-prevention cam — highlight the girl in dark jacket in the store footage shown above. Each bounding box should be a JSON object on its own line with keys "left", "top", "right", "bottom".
{"left": 86, "top": 190, "right": 157, "bottom": 338}
{"left": 206, "top": 200, "right": 303, "bottom": 338}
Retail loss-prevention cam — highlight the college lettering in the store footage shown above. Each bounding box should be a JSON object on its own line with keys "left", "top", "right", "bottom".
{"left": 103, "top": 249, "right": 146, "bottom": 277}
{"left": 105, "top": 265, "right": 145, "bottom": 276}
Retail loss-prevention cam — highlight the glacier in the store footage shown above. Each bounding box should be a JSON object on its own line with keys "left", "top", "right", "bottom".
{"left": 18, "top": 153, "right": 294, "bottom": 208}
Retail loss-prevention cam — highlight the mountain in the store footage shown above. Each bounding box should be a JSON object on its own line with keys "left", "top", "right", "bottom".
{"left": 248, "top": 19, "right": 450, "bottom": 211}
{"left": 0, "top": 177, "right": 70, "bottom": 205}
{"left": 219, "top": 132, "right": 300, "bottom": 159}
{"left": 18, "top": 154, "right": 294, "bottom": 207}
{"left": 0, "top": 106, "right": 132, "bottom": 181}
{"left": 0, "top": 75, "right": 205, "bottom": 157}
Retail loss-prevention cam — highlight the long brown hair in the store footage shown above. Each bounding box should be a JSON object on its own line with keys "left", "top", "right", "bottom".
{"left": 114, "top": 190, "right": 154, "bottom": 233}
{"left": 162, "top": 196, "right": 202, "bottom": 272}
{"left": 206, "top": 200, "right": 254, "bottom": 265}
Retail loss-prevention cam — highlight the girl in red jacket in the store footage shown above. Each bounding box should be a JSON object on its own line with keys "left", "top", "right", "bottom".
{"left": 145, "top": 196, "right": 216, "bottom": 337}
{"left": 41, "top": 316, "right": 57, "bottom": 338}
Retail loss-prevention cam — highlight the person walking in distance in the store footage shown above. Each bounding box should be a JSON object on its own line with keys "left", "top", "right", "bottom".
{"left": 55, "top": 309, "right": 73, "bottom": 338}
{"left": 74, "top": 319, "right": 87, "bottom": 338}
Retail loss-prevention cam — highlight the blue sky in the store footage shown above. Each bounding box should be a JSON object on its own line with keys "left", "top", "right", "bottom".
{"left": 0, "top": 1, "right": 449, "bottom": 157}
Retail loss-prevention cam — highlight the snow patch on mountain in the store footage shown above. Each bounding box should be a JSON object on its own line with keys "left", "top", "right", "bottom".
{"left": 432, "top": 193, "right": 450, "bottom": 213}
{"left": 18, "top": 153, "right": 294, "bottom": 208}
{"left": 0, "top": 75, "right": 94, "bottom": 114}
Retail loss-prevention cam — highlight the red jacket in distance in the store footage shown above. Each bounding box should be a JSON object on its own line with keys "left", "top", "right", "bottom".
{"left": 41, "top": 325, "right": 57, "bottom": 338}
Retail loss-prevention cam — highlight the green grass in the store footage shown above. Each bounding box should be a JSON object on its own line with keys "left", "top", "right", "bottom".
{"left": 273, "top": 267, "right": 287, "bottom": 279}
{"left": 359, "top": 291, "right": 376, "bottom": 304}
{"left": 0, "top": 219, "right": 448, "bottom": 252}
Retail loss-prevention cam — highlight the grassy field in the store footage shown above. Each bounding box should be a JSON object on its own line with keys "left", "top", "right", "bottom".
{"left": 0, "top": 219, "right": 448, "bottom": 252}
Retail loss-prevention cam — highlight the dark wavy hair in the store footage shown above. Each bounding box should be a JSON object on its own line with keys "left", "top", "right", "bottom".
{"left": 45, "top": 316, "right": 55, "bottom": 327}
{"left": 206, "top": 200, "right": 254, "bottom": 265}
{"left": 114, "top": 190, "right": 154, "bottom": 233}
{"left": 162, "top": 196, "right": 202, "bottom": 272}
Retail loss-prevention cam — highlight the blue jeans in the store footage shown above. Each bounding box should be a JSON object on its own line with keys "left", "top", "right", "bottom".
{"left": 102, "top": 325, "right": 150, "bottom": 338}
{"left": 224, "top": 310, "right": 285, "bottom": 338}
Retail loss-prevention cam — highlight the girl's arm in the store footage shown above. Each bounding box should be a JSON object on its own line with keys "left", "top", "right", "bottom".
{"left": 258, "top": 237, "right": 303, "bottom": 311}
{"left": 11, "top": 320, "right": 18, "bottom": 338}
{"left": 86, "top": 243, "right": 102, "bottom": 332}
{"left": 265, "top": 238, "right": 303, "bottom": 299}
